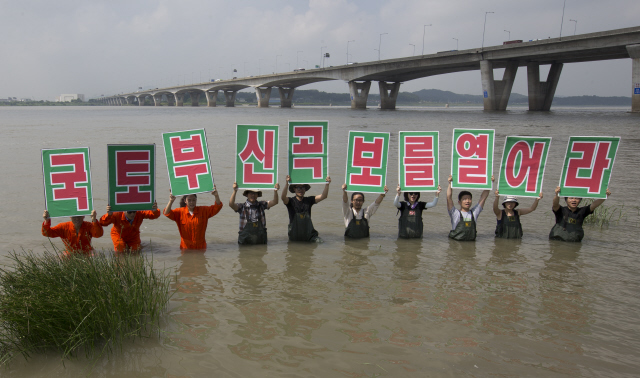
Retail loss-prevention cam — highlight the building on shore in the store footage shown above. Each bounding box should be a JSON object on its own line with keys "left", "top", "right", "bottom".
{"left": 56, "top": 94, "right": 85, "bottom": 102}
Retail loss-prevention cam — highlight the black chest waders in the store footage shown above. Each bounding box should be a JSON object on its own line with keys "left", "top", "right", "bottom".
{"left": 344, "top": 213, "right": 370, "bottom": 239}
{"left": 495, "top": 210, "right": 523, "bottom": 239}
{"left": 288, "top": 212, "right": 319, "bottom": 242}
{"left": 549, "top": 208, "right": 585, "bottom": 242}
{"left": 398, "top": 204, "right": 424, "bottom": 239}
{"left": 448, "top": 210, "right": 477, "bottom": 241}
{"left": 238, "top": 221, "right": 268, "bottom": 245}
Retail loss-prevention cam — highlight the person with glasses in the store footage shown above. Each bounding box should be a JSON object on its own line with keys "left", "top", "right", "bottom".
{"left": 281, "top": 175, "right": 331, "bottom": 242}
{"left": 341, "top": 183, "right": 389, "bottom": 239}
{"left": 99, "top": 202, "right": 161, "bottom": 252}
{"left": 394, "top": 184, "right": 441, "bottom": 239}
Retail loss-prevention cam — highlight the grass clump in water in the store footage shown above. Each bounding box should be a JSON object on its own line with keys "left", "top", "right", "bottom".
{"left": 0, "top": 249, "right": 173, "bottom": 364}
{"left": 582, "top": 199, "right": 625, "bottom": 228}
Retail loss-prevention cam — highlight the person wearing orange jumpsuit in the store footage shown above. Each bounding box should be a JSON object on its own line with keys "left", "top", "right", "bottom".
{"left": 41, "top": 209, "right": 103, "bottom": 255}
{"left": 99, "top": 202, "right": 161, "bottom": 252}
{"left": 163, "top": 186, "right": 223, "bottom": 250}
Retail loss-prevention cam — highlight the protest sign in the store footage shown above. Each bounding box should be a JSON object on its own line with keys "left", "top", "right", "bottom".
{"left": 236, "top": 124, "right": 279, "bottom": 189}
{"left": 559, "top": 136, "right": 620, "bottom": 199}
{"left": 288, "top": 120, "right": 328, "bottom": 184}
{"left": 451, "top": 128, "right": 494, "bottom": 189}
{"left": 399, "top": 131, "right": 439, "bottom": 191}
{"left": 497, "top": 136, "right": 551, "bottom": 197}
{"left": 345, "top": 131, "right": 389, "bottom": 193}
{"left": 41, "top": 147, "right": 93, "bottom": 218}
{"left": 107, "top": 144, "right": 155, "bottom": 211}
{"left": 162, "top": 129, "right": 214, "bottom": 196}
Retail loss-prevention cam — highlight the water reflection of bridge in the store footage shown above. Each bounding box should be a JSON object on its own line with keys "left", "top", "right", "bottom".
{"left": 99, "top": 27, "right": 640, "bottom": 112}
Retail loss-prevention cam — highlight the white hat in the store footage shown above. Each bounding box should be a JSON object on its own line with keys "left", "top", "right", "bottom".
{"left": 502, "top": 196, "right": 519, "bottom": 208}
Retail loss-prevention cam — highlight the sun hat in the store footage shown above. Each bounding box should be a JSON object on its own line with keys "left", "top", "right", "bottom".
{"left": 243, "top": 189, "right": 263, "bottom": 197}
{"left": 502, "top": 196, "right": 519, "bottom": 208}
{"left": 289, "top": 184, "right": 311, "bottom": 193}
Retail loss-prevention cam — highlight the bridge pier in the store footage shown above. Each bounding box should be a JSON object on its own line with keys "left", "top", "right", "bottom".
{"left": 378, "top": 81, "right": 401, "bottom": 110}
{"left": 527, "top": 62, "right": 563, "bottom": 111}
{"left": 224, "top": 90, "right": 237, "bottom": 107}
{"left": 255, "top": 87, "right": 272, "bottom": 107}
{"left": 166, "top": 94, "right": 175, "bottom": 106}
{"left": 349, "top": 80, "right": 371, "bottom": 109}
{"left": 205, "top": 90, "right": 218, "bottom": 107}
{"left": 627, "top": 44, "right": 640, "bottom": 112}
{"left": 138, "top": 95, "right": 146, "bottom": 106}
{"left": 153, "top": 94, "right": 163, "bottom": 106}
{"left": 189, "top": 91, "right": 200, "bottom": 106}
{"left": 480, "top": 60, "right": 518, "bottom": 111}
{"left": 174, "top": 93, "right": 184, "bottom": 107}
{"left": 278, "top": 87, "right": 295, "bottom": 108}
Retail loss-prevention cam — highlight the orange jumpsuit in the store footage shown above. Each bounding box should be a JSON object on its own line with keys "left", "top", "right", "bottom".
{"left": 99, "top": 210, "right": 161, "bottom": 252}
{"left": 41, "top": 219, "right": 104, "bottom": 255}
{"left": 165, "top": 203, "right": 223, "bottom": 250}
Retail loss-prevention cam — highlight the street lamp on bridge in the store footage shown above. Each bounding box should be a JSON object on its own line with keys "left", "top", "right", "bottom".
{"left": 452, "top": 38, "right": 458, "bottom": 51}
{"left": 347, "top": 40, "right": 355, "bottom": 64}
{"left": 320, "top": 45, "right": 327, "bottom": 68}
{"left": 482, "top": 11, "right": 494, "bottom": 50}
{"left": 570, "top": 19, "right": 577, "bottom": 35}
{"left": 422, "top": 24, "right": 432, "bottom": 55}
{"left": 378, "top": 32, "right": 388, "bottom": 60}
{"left": 504, "top": 29, "right": 510, "bottom": 41}
{"left": 409, "top": 43, "right": 415, "bottom": 56}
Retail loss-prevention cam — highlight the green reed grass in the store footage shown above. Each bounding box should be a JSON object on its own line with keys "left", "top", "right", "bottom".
{"left": 0, "top": 249, "right": 173, "bottom": 364}
{"left": 581, "top": 199, "right": 625, "bottom": 228}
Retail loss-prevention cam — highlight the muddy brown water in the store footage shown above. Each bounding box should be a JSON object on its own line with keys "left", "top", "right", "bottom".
{"left": 0, "top": 105, "right": 639, "bottom": 377}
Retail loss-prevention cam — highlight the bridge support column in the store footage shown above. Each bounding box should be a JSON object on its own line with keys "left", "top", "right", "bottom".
{"left": 480, "top": 60, "right": 518, "bottom": 111}
{"left": 349, "top": 80, "right": 371, "bottom": 109}
{"left": 206, "top": 90, "right": 218, "bottom": 107}
{"left": 138, "top": 96, "right": 146, "bottom": 106}
{"left": 174, "top": 93, "right": 184, "bottom": 107}
{"left": 278, "top": 87, "right": 295, "bottom": 108}
{"left": 527, "top": 62, "right": 563, "bottom": 111}
{"left": 189, "top": 92, "right": 200, "bottom": 106}
{"left": 166, "top": 94, "right": 175, "bottom": 106}
{"left": 224, "top": 90, "right": 237, "bottom": 107}
{"left": 255, "top": 87, "right": 272, "bottom": 108}
{"left": 378, "top": 81, "right": 401, "bottom": 110}
{"left": 627, "top": 44, "right": 640, "bottom": 112}
{"left": 153, "top": 94, "right": 163, "bottom": 106}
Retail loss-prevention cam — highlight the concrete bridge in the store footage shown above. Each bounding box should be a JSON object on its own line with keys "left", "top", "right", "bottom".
{"left": 98, "top": 26, "right": 640, "bottom": 112}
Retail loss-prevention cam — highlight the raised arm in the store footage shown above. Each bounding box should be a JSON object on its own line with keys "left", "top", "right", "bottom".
{"left": 477, "top": 175, "right": 493, "bottom": 209}
{"left": 446, "top": 174, "right": 454, "bottom": 212}
{"left": 315, "top": 176, "right": 331, "bottom": 203}
{"left": 519, "top": 192, "right": 543, "bottom": 216}
{"left": 164, "top": 191, "right": 176, "bottom": 215}
{"left": 493, "top": 190, "right": 501, "bottom": 217}
{"left": 374, "top": 185, "right": 389, "bottom": 205}
{"left": 342, "top": 183, "right": 348, "bottom": 203}
{"left": 212, "top": 185, "right": 221, "bottom": 205}
{"left": 267, "top": 183, "right": 280, "bottom": 208}
{"left": 281, "top": 175, "right": 290, "bottom": 205}
{"left": 552, "top": 186, "right": 561, "bottom": 212}
{"left": 589, "top": 188, "right": 611, "bottom": 212}
{"left": 394, "top": 184, "right": 402, "bottom": 208}
{"left": 229, "top": 182, "right": 239, "bottom": 211}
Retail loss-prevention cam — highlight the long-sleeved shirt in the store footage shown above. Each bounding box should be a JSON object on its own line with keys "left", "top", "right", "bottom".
{"left": 342, "top": 200, "right": 380, "bottom": 227}
{"left": 165, "top": 203, "right": 223, "bottom": 250}
{"left": 41, "top": 219, "right": 104, "bottom": 255}
{"left": 393, "top": 195, "right": 439, "bottom": 209}
{"left": 99, "top": 210, "right": 161, "bottom": 251}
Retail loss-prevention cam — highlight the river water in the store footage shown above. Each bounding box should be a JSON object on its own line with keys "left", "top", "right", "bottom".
{"left": 0, "top": 105, "right": 639, "bottom": 377}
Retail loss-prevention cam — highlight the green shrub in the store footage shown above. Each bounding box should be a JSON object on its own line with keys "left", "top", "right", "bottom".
{"left": 0, "top": 249, "right": 173, "bottom": 364}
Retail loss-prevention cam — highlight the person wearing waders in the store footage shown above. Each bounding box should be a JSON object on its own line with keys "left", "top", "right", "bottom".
{"left": 492, "top": 190, "right": 542, "bottom": 239}
{"left": 281, "top": 175, "right": 331, "bottom": 242}
{"left": 446, "top": 174, "right": 491, "bottom": 241}
{"left": 549, "top": 186, "right": 611, "bottom": 242}
{"left": 394, "top": 184, "right": 441, "bottom": 239}
{"left": 229, "top": 182, "right": 280, "bottom": 245}
{"left": 341, "top": 183, "right": 389, "bottom": 238}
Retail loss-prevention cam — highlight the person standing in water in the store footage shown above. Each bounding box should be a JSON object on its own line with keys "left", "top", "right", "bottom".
{"left": 281, "top": 175, "right": 331, "bottom": 242}
{"left": 99, "top": 202, "right": 161, "bottom": 252}
{"left": 549, "top": 186, "right": 611, "bottom": 242}
{"left": 492, "top": 190, "right": 542, "bottom": 239}
{"left": 42, "top": 209, "right": 103, "bottom": 255}
{"left": 446, "top": 174, "right": 491, "bottom": 241}
{"left": 341, "top": 183, "right": 389, "bottom": 238}
{"left": 229, "top": 182, "right": 280, "bottom": 245}
{"left": 164, "top": 186, "right": 223, "bottom": 250}
{"left": 394, "top": 184, "right": 441, "bottom": 239}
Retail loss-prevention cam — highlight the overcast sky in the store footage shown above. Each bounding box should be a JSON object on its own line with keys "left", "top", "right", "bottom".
{"left": 1, "top": 0, "right": 638, "bottom": 100}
